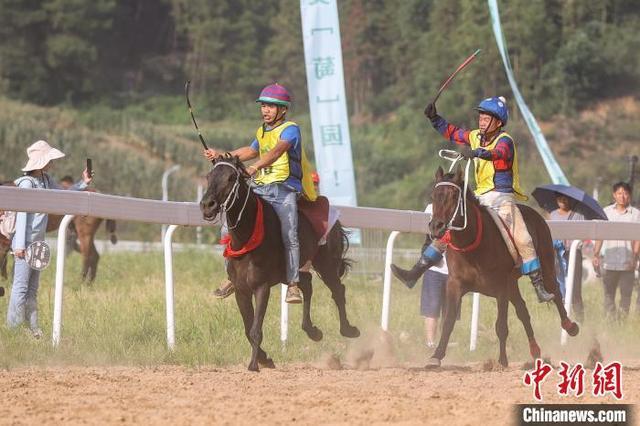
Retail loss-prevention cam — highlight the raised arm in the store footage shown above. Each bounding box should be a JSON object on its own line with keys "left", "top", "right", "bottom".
{"left": 425, "top": 103, "right": 471, "bottom": 146}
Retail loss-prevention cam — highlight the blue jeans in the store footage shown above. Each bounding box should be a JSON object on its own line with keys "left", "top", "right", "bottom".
{"left": 252, "top": 183, "right": 300, "bottom": 283}
{"left": 421, "top": 270, "right": 447, "bottom": 318}
{"left": 6, "top": 257, "right": 40, "bottom": 330}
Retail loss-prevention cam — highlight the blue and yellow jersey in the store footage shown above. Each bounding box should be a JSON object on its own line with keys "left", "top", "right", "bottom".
{"left": 431, "top": 115, "right": 527, "bottom": 201}
{"left": 250, "top": 121, "right": 317, "bottom": 201}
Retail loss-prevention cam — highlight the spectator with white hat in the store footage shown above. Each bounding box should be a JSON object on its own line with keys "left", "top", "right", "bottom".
{"left": 6, "top": 140, "right": 92, "bottom": 338}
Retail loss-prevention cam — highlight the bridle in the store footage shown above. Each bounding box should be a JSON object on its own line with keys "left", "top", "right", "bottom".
{"left": 210, "top": 161, "right": 251, "bottom": 230}
{"left": 434, "top": 149, "right": 473, "bottom": 231}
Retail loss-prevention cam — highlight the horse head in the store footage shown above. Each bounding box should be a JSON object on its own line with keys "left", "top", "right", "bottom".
{"left": 200, "top": 153, "right": 250, "bottom": 221}
{"left": 429, "top": 165, "right": 465, "bottom": 238}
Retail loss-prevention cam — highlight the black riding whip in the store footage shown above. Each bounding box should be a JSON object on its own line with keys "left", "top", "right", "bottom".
{"left": 185, "top": 80, "right": 210, "bottom": 150}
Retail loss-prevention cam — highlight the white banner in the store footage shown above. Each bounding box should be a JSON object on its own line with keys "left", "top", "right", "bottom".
{"left": 300, "top": 0, "right": 358, "bottom": 208}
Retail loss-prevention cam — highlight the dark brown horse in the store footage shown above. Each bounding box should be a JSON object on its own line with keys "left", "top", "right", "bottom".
{"left": 427, "top": 166, "right": 579, "bottom": 367}
{"left": 200, "top": 156, "right": 360, "bottom": 371}
{"left": 0, "top": 182, "right": 117, "bottom": 282}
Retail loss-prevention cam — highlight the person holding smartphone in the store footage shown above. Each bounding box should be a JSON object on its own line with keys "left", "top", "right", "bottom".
{"left": 6, "top": 140, "right": 92, "bottom": 338}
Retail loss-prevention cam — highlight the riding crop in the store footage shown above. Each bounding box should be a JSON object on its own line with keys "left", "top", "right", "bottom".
{"left": 431, "top": 49, "right": 481, "bottom": 104}
{"left": 184, "top": 80, "right": 210, "bottom": 151}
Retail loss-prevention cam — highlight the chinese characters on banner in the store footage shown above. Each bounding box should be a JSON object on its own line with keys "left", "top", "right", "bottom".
{"left": 300, "top": 0, "right": 359, "bottom": 212}
{"left": 523, "top": 359, "right": 623, "bottom": 401}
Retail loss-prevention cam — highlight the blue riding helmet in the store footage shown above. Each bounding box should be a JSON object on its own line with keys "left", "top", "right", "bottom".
{"left": 475, "top": 96, "right": 508, "bottom": 126}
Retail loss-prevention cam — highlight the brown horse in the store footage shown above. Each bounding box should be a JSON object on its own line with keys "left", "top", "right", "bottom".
{"left": 200, "top": 156, "right": 360, "bottom": 371}
{"left": 427, "top": 166, "right": 579, "bottom": 367}
{"left": 0, "top": 183, "right": 117, "bottom": 282}
{"left": 46, "top": 213, "right": 117, "bottom": 281}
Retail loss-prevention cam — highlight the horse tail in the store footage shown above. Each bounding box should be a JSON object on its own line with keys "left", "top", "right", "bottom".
{"left": 335, "top": 221, "right": 353, "bottom": 278}
{"left": 106, "top": 219, "right": 118, "bottom": 245}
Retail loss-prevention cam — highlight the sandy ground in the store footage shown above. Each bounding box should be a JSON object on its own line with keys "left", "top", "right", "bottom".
{"left": 0, "top": 361, "right": 637, "bottom": 426}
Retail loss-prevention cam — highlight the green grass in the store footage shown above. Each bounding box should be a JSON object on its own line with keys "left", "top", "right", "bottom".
{"left": 0, "top": 251, "right": 638, "bottom": 369}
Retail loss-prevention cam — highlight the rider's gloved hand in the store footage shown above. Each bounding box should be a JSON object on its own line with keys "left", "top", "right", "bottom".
{"left": 424, "top": 103, "right": 438, "bottom": 120}
{"left": 459, "top": 145, "right": 476, "bottom": 160}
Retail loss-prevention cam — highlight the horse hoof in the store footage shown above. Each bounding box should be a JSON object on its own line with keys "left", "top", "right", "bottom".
{"left": 303, "top": 326, "right": 323, "bottom": 342}
{"left": 340, "top": 325, "right": 360, "bottom": 338}
{"left": 562, "top": 318, "right": 580, "bottom": 336}
{"left": 258, "top": 358, "right": 276, "bottom": 369}
{"left": 567, "top": 322, "right": 579, "bottom": 337}
{"left": 424, "top": 357, "right": 441, "bottom": 369}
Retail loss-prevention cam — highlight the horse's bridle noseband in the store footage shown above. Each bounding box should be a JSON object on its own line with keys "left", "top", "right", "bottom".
{"left": 210, "top": 161, "right": 251, "bottom": 230}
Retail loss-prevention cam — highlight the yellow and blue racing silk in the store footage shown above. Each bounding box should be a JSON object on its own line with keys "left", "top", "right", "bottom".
{"left": 431, "top": 116, "right": 527, "bottom": 201}
{"left": 251, "top": 121, "right": 317, "bottom": 201}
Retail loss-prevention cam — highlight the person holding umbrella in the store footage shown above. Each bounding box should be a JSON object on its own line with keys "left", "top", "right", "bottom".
{"left": 549, "top": 194, "right": 586, "bottom": 321}
{"left": 532, "top": 183, "right": 608, "bottom": 322}
{"left": 592, "top": 182, "right": 640, "bottom": 319}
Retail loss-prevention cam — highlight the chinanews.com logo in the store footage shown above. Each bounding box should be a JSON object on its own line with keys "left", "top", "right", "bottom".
{"left": 516, "top": 359, "right": 633, "bottom": 425}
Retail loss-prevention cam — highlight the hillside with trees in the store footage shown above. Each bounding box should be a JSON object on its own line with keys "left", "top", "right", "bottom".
{"left": 0, "top": 0, "right": 638, "bottom": 211}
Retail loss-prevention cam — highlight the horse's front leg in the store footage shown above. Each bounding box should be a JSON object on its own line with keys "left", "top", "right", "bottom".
{"left": 299, "top": 270, "right": 322, "bottom": 341}
{"left": 248, "top": 284, "right": 271, "bottom": 372}
{"left": 495, "top": 293, "right": 509, "bottom": 367}
{"left": 234, "top": 289, "right": 257, "bottom": 369}
{"left": 428, "top": 281, "right": 462, "bottom": 367}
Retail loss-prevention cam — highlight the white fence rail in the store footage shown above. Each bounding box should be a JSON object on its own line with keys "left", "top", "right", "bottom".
{"left": 2, "top": 186, "right": 640, "bottom": 351}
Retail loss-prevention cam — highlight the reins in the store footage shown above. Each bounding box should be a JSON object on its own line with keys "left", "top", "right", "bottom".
{"left": 434, "top": 149, "right": 485, "bottom": 252}
{"left": 435, "top": 149, "right": 473, "bottom": 231}
{"left": 211, "top": 161, "right": 252, "bottom": 230}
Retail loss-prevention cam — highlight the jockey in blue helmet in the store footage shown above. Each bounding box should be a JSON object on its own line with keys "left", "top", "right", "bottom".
{"left": 391, "top": 97, "right": 554, "bottom": 303}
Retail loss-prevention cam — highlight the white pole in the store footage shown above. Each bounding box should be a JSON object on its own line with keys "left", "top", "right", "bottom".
{"left": 561, "top": 239, "right": 580, "bottom": 345}
{"left": 163, "top": 224, "right": 179, "bottom": 351}
{"left": 196, "top": 184, "right": 204, "bottom": 245}
{"left": 280, "top": 284, "right": 288, "bottom": 344}
{"left": 469, "top": 292, "right": 481, "bottom": 351}
{"left": 161, "top": 165, "right": 180, "bottom": 242}
{"left": 381, "top": 231, "right": 400, "bottom": 331}
{"left": 52, "top": 214, "right": 74, "bottom": 347}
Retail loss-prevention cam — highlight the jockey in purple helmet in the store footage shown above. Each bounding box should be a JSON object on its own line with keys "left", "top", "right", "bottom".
{"left": 391, "top": 97, "right": 554, "bottom": 303}
{"left": 204, "top": 83, "right": 306, "bottom": 304}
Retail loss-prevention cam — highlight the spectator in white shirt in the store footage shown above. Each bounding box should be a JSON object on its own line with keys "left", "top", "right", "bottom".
{"left": 592, "top": 182, "right": 640, "bottom": 318}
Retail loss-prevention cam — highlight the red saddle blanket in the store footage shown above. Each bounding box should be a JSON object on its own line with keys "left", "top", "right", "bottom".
{"left": 298, "top": 196, "right": 330, "bottom": 240}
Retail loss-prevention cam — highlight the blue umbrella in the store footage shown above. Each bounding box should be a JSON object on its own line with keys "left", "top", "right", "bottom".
{"left": 532, "top": 184, "right": 607, "bottom": 220}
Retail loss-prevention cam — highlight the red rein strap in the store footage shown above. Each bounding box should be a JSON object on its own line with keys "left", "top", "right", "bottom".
{"left": 220, "top": 198, "right": 264, "bottom": 258}
{"left": 445, "top": 204, "right": 483, "bottom": 253}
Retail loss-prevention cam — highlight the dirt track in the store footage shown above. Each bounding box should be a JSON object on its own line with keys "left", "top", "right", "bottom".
{"left": 1, "top": 362, "right": 637, "bottom": 425}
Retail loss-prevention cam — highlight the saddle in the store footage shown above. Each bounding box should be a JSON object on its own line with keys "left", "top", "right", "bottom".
{"left": 483, "top": 206, "right": 521, "bottom": 267}
{"left": 297, "top": 196, "right": 339, "bottom": 245}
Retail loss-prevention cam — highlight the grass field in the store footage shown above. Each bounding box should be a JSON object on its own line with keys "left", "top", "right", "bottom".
{"left": 0, "top": 251, "right": 638, "bottom": 370}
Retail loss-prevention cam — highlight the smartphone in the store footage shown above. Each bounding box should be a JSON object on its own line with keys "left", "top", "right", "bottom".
{"left": 86, "top": 158, "right": 93, "bottom": 176}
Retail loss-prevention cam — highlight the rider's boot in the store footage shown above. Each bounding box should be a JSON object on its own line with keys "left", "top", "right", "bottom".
{"left": 522, "top": 258, "right": 554, "bottom": 303}
{"left": 528, "top": 269, "right": 554, "bottom": 303}
{"left": 213, "top": 279, "right": 235, "bottom": 299}
{"left": 285, "top": 282, "right": 303, "bottom": 304}
{"left": 391, "top": 246, "right": 442, "bottom": 289}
